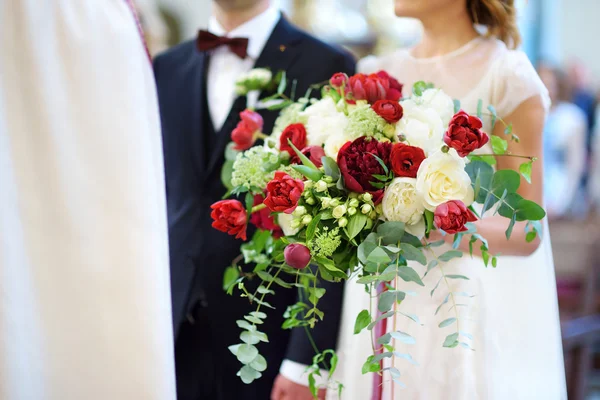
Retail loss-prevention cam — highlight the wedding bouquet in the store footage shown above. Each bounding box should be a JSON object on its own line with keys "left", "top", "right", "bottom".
{"left": 212, "top": 70, "right": 544, "bottom": 397}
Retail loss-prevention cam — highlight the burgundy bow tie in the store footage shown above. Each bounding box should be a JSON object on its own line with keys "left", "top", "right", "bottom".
{"left": 196, "top": 30, "right": 249, "bottom": 59}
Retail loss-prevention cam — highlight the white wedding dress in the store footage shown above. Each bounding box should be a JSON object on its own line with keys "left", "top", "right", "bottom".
{"left": 0, "top": 1, "right": 175, "bottom": 399}
{"left": 329, "top": 37, "right": 566, "bottom": 400}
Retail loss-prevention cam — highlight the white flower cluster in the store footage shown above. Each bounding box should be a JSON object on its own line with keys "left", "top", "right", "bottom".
{"left": 235, "top": 68, "right": 273, "bottom": 95}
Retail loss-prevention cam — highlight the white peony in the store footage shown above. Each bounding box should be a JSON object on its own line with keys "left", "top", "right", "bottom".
{"left": 302, "top": 97, "right": 349, "bottom": 147}
{"left": 277, "top": 213, "right": 300, "bottom": 236}
{"left": 416, "top": 149, "right": 474, "bottom": 212}
{"left": 420, "top": 88, "right": 455, "bottom": 126}
{"left": 382, "top": 177, "right": 426, "bottom": 227}
{"left": 396, "top": 101, "right": 445, "bottom": 155}
{"left": 323, "top": 131, "right": 353, "bottom": 159}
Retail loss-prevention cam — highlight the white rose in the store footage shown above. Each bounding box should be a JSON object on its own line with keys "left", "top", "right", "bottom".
{"left": 420, "top": 88, "right": 455, "bottom": 126}
{"left": 247, "top": 68, "right": 272, "bottom": 85}
{"left": 416, "top": 149, "right": 474, "bottom": 212}
{"left": 302, "top": 97, "right": 349, "bottom": 147}
{"left": 277, "top": 213, "right": 300, "bottom": 236}
{"left": 382, "top": 177, "right": 426, "bottom": 227}
{"left": 396, "top": 101, "right": 445, "bottom": 155}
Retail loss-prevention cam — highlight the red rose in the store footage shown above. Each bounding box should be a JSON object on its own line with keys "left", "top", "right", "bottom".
{"left": 348, "top": 73, "right": 389, "bottom": 104}
{"left": 389, "top": 143, "right": 426, "bottom": 178}
{"left": 444, "top": 111, "right": 489, "bottom": 157}
{"left": 264, "top": 171, "right": 305, "bottom": 214}
{"left": 279, "top": 123, "right": 308, "bottom": 155}
{"left": 284, "top": 243, "right": 311, "bottom": 269}
{"left": 231, "top": 109, "right": 263, "bottom": 151}
{"left": 210, "top": 199, "right": 248, "bottom": 240}
{"left": 337, "top": 137, "right": 392, "bottom": 203}
{"left": 290, "top": 146, "right": 326, "bottom": 168}
{"left": 376, "top": 70, "right": 403, "bottom": 101}
{"left": 250, "top": 195, "right": 283, "bottom": 238}
{"left": 372, "top": 100, "right": 403, "bottom": 123}
{"left": 434, "top": 200, "right": 478, "bottom": 234}
{"left": 329, "top": 72, "right": 349, "bottom": 89}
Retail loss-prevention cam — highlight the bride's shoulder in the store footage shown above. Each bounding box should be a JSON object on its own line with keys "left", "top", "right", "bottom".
{"left": 357, "top": 49, "right": 411, "bottom": 74}
{"left": 486, "top": 39, "right": 550, "bottom": 116}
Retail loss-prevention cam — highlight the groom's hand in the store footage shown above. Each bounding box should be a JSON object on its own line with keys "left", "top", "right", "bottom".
{"left": 271, "top": 374, "right": 326, "bottom": 400}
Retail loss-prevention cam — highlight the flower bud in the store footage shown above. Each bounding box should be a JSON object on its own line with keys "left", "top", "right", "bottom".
{"left": 301, "top": 215, "right": 313, "bottom": 225}
{"left": 347, "top": 207, "right": 357, "bottom": 216}
{"left": 321, "top": 197, "right": 332, "bottom": 208}
{"left": 323, "top": 175, "right": 333, "bottom": 184}
{"left": 306, "top": 197, "right": 316, "bottom": 205}
{"left": 290, "top": 219, "right": 301, "bottom": 229}
{"left": 338, "top": 217, "right": 348, "bottom": 228}
{"left": 315, "top": 180, "right": 328, "bottom": 193}
{"left": 332, "top": 205, "right": 347, "bottom": 219}
{"left": 330, "top": 198, "right": 341, "bottom": 207}
{"left": 348, "top": 198, "right": 360, "bottom": 208}
{"left": 304, "top": 180, "right": 314, "bottom": 190}
{"left": 362, "top": 193, "right": 373, "bottom": 203}
{"left": 361, "top": 204, "right": 372, "bottom": 214}
{"left": 284, "top": 243, "right": 311, "bottom": 269}
{"left": 293, "top": 206, "right": 307, "bottom": 217}
{"left": 441, "top": 145, "right": 450, "bottom": 153}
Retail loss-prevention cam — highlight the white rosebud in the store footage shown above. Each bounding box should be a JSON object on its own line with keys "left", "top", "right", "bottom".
{"left": 332, "top": 205, "right": 347, "bottom": 219}
{"left": 293, "top": 206, "right": 307, "bottom": 217}
{"left": 416, "top": 149, "right": 474, "bottom": 211}
{"left": 347, "top": 207, "right": 357, "bottom": 216}
{"left": 348, "top": 198, "right": 360, "bottom": 208}
{"left": 315, "top": 180, "right": 329, "bottom": 192}
{"left": 361, "top": 193, "right": 373, "bottom": 203}
{"left": 338, "top": 217, "right": 348, "bottom": 228}
{"left": 302, "top": 215, "right": 313, "bottom": 225}
{"left": 321, "top": 197, "right": 332, "bottom": 208}
{"left": 361, "top": 204, "right": 372, "bottom": 214}
{"left": 330, "top": 199, "right": 341, "bottom": 207}
{"left": 290, "top": 219, "right": 301, "bottom": 229}
{"left": 278, "top": 213, "right": 300, "bottom": 236}
{"left": 306, "top": 197, "right": 316, "bottom": 205}
{"left": 304, "top": 180, "right": 314, "bottom": 190}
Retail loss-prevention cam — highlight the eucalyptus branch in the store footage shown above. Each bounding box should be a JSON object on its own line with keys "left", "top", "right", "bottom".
{"left": 254, "top": 266, "right": 282, "bottom": 313}
{"left": 426, "top": 248, "right": 461, "bottom": 334}
{"left": 477, "top": 153, "right": 536, "bottom": 161}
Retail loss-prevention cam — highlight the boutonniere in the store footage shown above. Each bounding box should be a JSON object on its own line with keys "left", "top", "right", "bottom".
{"left": 236, "top": 68, "right": 289, "bottom": 110}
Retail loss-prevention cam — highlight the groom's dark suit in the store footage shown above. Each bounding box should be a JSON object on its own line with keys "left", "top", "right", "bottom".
{"left": 154, "top": 14, "right": 355, "bottom": 400}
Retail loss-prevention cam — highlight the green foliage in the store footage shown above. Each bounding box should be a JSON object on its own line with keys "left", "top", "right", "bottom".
{"left": 519, "top": 160, "right": 533, "bottom": 184}
{"left": 453, "top": 99, "right": 461, "bottom": 114}
{"left": 354, "top": 309, "right": 371, "bottom": 334}
{"left": 412, "top": 81, "right": 434, "bottom": 96}
{"left": 491, "top": 135, "right": 508, "bottom": 155}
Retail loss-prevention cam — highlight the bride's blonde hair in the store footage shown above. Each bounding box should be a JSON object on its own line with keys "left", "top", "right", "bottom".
{"left": 467, "top": 0, "right": 521, "bottom": 49}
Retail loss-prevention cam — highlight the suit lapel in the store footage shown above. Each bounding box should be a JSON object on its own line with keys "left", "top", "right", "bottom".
{"left": 189, "top": 50, "right": 209, "bottom": 182}
{"left": 205, "top": 16, "right": 303, "bottom": 176}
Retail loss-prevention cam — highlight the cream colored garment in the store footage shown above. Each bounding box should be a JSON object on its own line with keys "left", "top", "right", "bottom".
{"left": 330, "top": 38, "right": 566, "bottom": 400}
{"left": 0, "top": 1, "right": 175, "bottom": 399}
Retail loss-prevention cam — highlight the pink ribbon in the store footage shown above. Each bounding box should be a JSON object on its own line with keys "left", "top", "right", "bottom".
{"left": 372, "top": 282, "right": 388, "bottom": 400}
{"left": 123, "top": 0, "right": 152, "bottom": 62}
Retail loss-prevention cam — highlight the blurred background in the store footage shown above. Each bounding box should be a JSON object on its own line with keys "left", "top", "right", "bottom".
{"left": 134, "top": 0, "right": 600, "bottom": 398}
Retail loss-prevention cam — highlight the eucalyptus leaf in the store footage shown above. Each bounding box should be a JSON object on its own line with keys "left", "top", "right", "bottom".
{"left": 459, "top": 331, "right": 474, "bottom": 340}
{"left": 368, "top": 310, "right": 396, "bottom": 330}
{"left": 487, "top": 104, "right": 497, "bottom": 128}
{"left": 389, "top": 331, "right": 416, "bottom": 345}
{"left": 438, "top": 317, "right": 457, "bottom": 328}
{"left": 236, "top": 320, "right": 255, "bottom": 331}
{"left": 446, "top": 274, "right": 470, "bottom": 280}
{"left": 368, "top": 247, "right": 392, "bottom": 265}
{"left": 476, "top": 99, "right": 483, "bottom": 118}
{"left": 400, "top": 312, "right": 423, "bottom": 325}
{"left": 249, "top": 311, "right": 267, "bottom": 319}
{"left": 386, "top": 366, "right": 401, "bottom": 379}
{"left": 244, "top": 315, "right": 264, "bottom": 324}
{"left": 358, "top": 241, "right": 378, "bottom": 265}
{"left": 465, "top": 161, "right": 494, "bottom": 203}
{"left": 400, "top": 243, "right": 427, "bottom": 265}
{"left": 377, "top": 333, "right": 392, "bottom": 345}
{"left": 256, "top": 285, "right": 275, "bottom": 295}
{"left": 438, "top": 250, "right": 463, "bottom": 262}
{"left": 223, "top": 266, "right": 240, "bottom": 292}
{"left": 237, "top": 344, "right": 259, "bottom": 364}
{"left": 237, "top": 365, "right": 262, "bottom": 384}
{"left": 373, "top": 352, "right": 394, "bottom": 363}
{"left": 394, "top": 352, "right": 419, "bottom": 365}
{"left": 435, "top": 293, "right": 451, "bottom": 315}
{"left": 397, "top": 266, "right": 425, "bottom": 286}
{"left": 250, "top": 355, "right": 268, "bottom": 372}
{"left": 443, "top": 332, "right": 459, "bottom": 348}
{"left": 377, "top": 221, "right": 406, "bottom": 245}
{"left": 453, "top": 99, "right": 461, "bottom": 114}
{"left": 378, "top": 291, "right": 406, "bottom": 313}
{"left": 240, "top": 330, "right": 261, "bottom": 345}
{"left": 427, "top": 260, "right": 439, "bottom": 272}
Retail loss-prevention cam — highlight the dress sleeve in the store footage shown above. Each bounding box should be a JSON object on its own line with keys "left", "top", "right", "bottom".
{"left": 492, "top": 50, "right": 551, "bottom": 117}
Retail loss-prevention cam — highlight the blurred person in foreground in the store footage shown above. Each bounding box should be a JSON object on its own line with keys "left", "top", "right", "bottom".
{"left": 0, "top": 1, "right": 175, "bottom": 399}
{"left": 153, "top": 0, "right": 355, "bottom": 399}
{"left": 538, "top": 64, "right": 587, "bottom": 219}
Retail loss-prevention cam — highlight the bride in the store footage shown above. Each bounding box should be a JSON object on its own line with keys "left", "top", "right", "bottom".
{"left": 329, "top": 0, "right": 566, "bottom": 399}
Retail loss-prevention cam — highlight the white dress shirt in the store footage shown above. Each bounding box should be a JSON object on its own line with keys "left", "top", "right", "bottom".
{"left": 207, "top": 7, "right": 328, "bottom": 387}
{"left": 206, "top": 6, "right": 280, "bottom": 131}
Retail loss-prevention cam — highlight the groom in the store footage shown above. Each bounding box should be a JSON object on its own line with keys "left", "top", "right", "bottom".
{"left": 153, "top": 1, "right": 355, "bottom": 399}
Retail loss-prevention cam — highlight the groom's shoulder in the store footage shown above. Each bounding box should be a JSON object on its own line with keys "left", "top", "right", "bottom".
{"left": 153, "top": 40, "right": 198, "bottom": 73}
{"left": 285, "top": 20, "right": 354, "bottom": 63}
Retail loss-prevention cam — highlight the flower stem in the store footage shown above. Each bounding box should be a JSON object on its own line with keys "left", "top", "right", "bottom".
{"left": 251, "top": 204, "right": 267, "bottom": 213}
{"left": 476, "top": 153, "right": 535, "bottom": 160}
